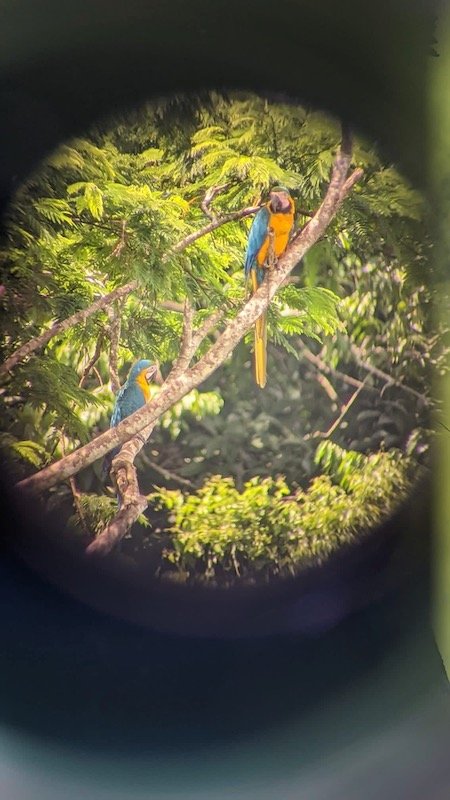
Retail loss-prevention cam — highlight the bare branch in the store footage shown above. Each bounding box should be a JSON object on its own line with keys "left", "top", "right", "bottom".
{"left": 106, "top": 302, "right": 121, "bottom": 393}
{"left": 200, "top": 183, "right": 231, "bottom": 221}
{"left": 111, "top": 219, "right": 127, "bottom": 258}
{"left": 314, "top": 372, "right": 339, "bottom": 402}
{"left": 16, "top": 133, "right": 361, "bottom": 498}
{"left": 304, "top": 379, "right": 367, "bottom": 440}
{"left": 191, "top": 309, "right": 224, "bottom": 350}
{"left": 168, "top": 304, "right": 223, "bottom": 383}
{"left": 349, "top": 342, "right": 429, "bottom": 405}
{"left": 158, "top": 300, "right": 185, "bottom": 314}
{"left": 78, "top": 333, "right": 104, "bottom": 388}
{"left": 171, "top": 205, "right": 259, "bottom": 253}
{"left": 169, "top": 298, "right": 194, "bottom": 381}
{"left": 298, "top": 341, "right": 375, "bottom": 393}
{"left": 145, "top": 460, "right": 195, "bottom": 488}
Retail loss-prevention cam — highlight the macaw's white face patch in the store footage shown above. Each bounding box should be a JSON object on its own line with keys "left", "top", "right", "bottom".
{"left": 0, "top": 91, "right": 441, "bottom": 634}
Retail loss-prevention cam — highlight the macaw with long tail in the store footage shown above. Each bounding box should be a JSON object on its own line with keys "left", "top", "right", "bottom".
{"left": 244, "top": 186, "right": 295, "bottom": 388}
{"left": 103, "top": 359, "right": 157, "bottom": 486}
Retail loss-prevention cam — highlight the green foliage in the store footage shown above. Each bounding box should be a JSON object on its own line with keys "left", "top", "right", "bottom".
{"left": 152, "top": 443, "right": 411, "bottom": 584}
{"left": 159, "top": 389, "right": 224, "bottom": 439}
{"left": 0, "top": 91, "right": 442, "bottom": 578}
{"left": 68, "top": 492, "right": 149, "bottom": 537}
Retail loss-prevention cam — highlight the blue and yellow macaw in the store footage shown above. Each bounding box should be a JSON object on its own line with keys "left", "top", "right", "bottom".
{"left": 244, "top": 186, "right": 295, "bottom": 388}
{"left": 103, "top": 358, "right": 157, "bottom": 480}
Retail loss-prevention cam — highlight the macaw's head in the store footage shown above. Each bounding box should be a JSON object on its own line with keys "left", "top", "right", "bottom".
{"left": 127, "top": 359, "right": 157, "bottom": 386}
{"left": 269, "top": 186, "right": 292, "bottom": 213}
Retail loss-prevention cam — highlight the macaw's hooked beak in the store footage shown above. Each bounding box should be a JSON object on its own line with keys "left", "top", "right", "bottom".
{"left": 270, "top": 191, "right": 291, "bottom": 213}
{"left": 145, "top": 364, "right": 158, "bottom": 383}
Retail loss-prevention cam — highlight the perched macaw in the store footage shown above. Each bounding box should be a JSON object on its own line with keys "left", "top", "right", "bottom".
{"left": 103, "top": 358, "right": 157, "bottom": 481}
{"left": 244, "top": 186, "right": 295, "bottom": 388}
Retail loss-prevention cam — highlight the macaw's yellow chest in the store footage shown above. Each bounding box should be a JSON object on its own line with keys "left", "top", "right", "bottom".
{"left": 256, "top": 209, "right": 295, "bottom": 266}
{"left": 136, "top": 372, "right": 152, "bottom": 402}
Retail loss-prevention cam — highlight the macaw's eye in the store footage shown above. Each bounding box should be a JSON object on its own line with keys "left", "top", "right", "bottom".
{"left": 0, "top": 90, "right": 439, "bottom": 639}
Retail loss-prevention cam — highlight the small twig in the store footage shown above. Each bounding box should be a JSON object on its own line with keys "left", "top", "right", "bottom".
{"left": 61, "top": 431, "right": 90, "bottom": 535}
{"left": 147, "top": 460, "right": 195, "bottom": 488}
{"left": 111, "top": 218, "right": 127, "bottom": 258}
{"left": 171, "top": 205, "right": 260, "bottom": 253}
{"left": 93, "top": 365, "right": 103, "bottom": 387}
{"left": 169, "top": 298, "right": 194, "bottom": 381}
{"left": 322, "top": 380, "right": 367, "bottom": 438}
{"left": 298, "top": 341, "right": 375, "bottom": 393}
{"left": 314, "top": 372, "right": 338, "bottom": 402}
{"left": 191, "top": 309, "right": 224, "bottom": 350}
{"left": 349, "top": 343, "right": 429, "bottom": 405}
{"left": 304, "top": 379, "right": 367, "bottom": 440}
{"left": 78, "top": 333, "right": 104, "bottom": 388}
{"left": 200, "top": 183, "right": 231, "bottom": 221}
{"left": 106, "top": 302, "right": 121, "bottom": 393}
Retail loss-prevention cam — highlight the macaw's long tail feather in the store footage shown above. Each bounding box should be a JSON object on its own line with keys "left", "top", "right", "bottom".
{"left": 250, "top": 269, "right": 267, "bottom": 388}
{"left": 254, "top": 310, "right": 267, "bottom": 388}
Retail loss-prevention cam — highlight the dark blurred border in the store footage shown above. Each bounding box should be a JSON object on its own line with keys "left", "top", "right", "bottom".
{"left": 0, "top": 0, "right": 448, "bottom": 796}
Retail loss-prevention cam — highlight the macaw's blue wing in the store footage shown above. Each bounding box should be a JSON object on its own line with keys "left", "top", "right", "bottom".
{"left": 110, "top": 386, "right": 126, "bottom": 428}
{"left": 244, "top": 206, "right": 270, "bottom": 280}
{"left": 103, "top": 386, "right": 126, "bottom": 479}
{"left": 244, "top": 206, "right": 270, "bottom": 389}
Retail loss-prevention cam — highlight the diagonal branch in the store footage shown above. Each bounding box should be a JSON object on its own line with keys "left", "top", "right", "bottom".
{"left": 0, "top": 281, "right": 137, "bottom": 378}
{"left": 16, "top": 132, "right": 362, "bottom": 499}
{"left": 78, "top": 332, "right": 104, "bottom": 388}
{"left": 304, "top": 378, "right": 368, "bottom": 440}
{"left": 168, "top": 298, "right": 194, "bottom": 382}
{"left": 191, "top": 308, "right": 224, "bottom": 350}
{"left": 298, "top": 341, "right": 376, "bottom": 393}
{"left": 349, "top": 342, "right": 430, "bottom": 405}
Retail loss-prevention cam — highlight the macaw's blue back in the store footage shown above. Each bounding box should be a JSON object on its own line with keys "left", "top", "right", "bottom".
{"left": 102, "top": 359, "right": 155, "bottom": 483}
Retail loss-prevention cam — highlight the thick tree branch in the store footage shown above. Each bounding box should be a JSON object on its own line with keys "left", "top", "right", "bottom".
{"left": 85, "top": 498, "right": 147, "bottom": 556}
{"left": 16, "top": 136, "right": 361, "bottom": 498}
{"left": 86, "top": 421, "right": 155, "bottom": 556}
